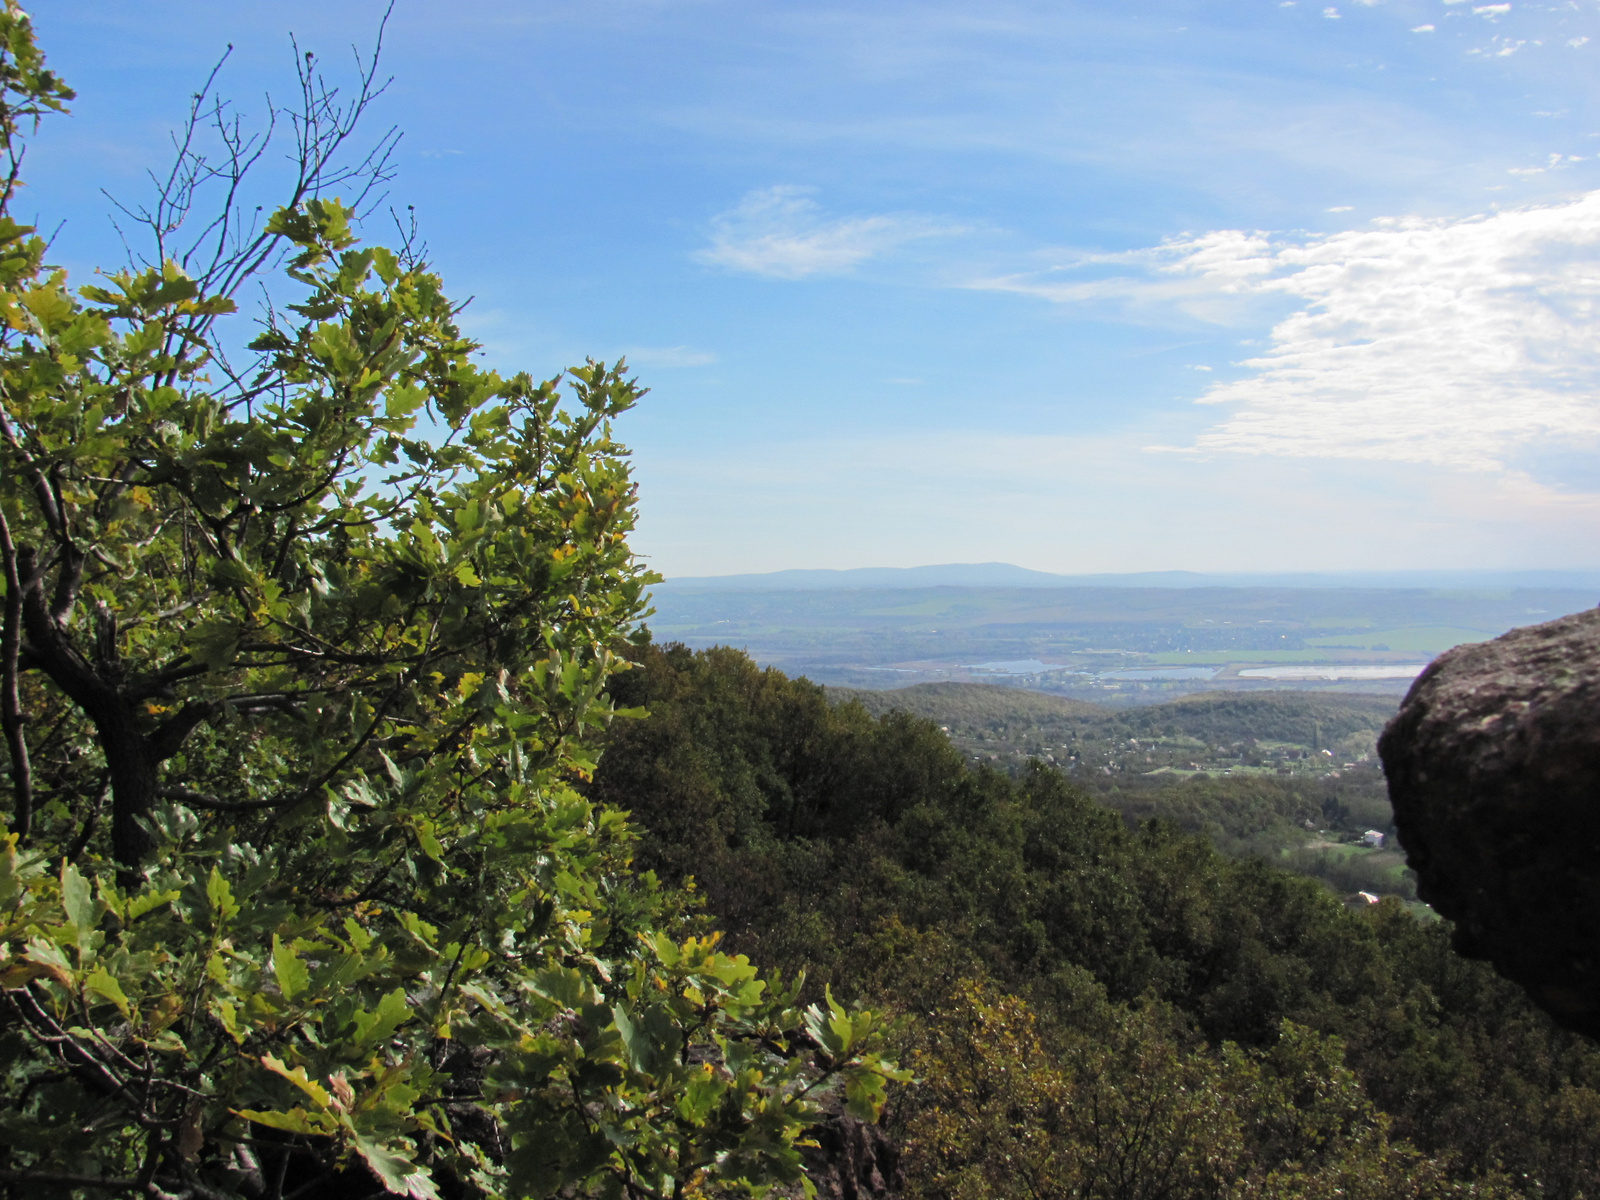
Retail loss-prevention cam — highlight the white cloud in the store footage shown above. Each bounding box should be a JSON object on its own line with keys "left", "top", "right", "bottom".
{"left": 1171, "top": 193, "right": 1600, "bottom": 470}
{"left": 620, "top": 345, "right": 717, "bottom": 368}
{"left": 696, "top": 186, "right": 962, "bottom": 279}
{"left": 1412, "top": 24, "right": 1436, "bottom": 32}
{"left": 979, "top": 193, "right": 1600, "bottom": 474}
{"left": 965, "top": 233, "right": 1279, "bottom": 325}
{"left": 1467, "top": 36, "right": 1525, "bottom": 55}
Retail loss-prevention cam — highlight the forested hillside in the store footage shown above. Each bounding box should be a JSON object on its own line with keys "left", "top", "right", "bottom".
{"left": 833, "top": 682, "right": 1393, "bottom": 775}
{"left": 834, "top": 682, "right": 1412, "bottom": 899}
{"left": 591, "top": 643, "right": 1600, "bottom": 1198}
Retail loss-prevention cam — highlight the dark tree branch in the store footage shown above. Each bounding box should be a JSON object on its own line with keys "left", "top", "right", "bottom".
{"left": 0, "top": 504, "right": 32, "bottom": 839}
{"left": 15, "top": 549, "right": 107, "bottom": 713}
{"left": 148, "top": 700, "right": 216, "bottom": 764}
{"left": 65, "top": 773, "right": 107, "bottom": 862}
{"left": 0, "top": 405, "right": 64, "bottom": 537}
{"left": 0, "top": 1171, "right": 138, "bottom": 1192}
{"left": 107, "top": 5, "right": 400, "bottom": 381}
{"left": 159, "top": 786, "right": 291, "bottom": 814}
{"left": 125, "top": 662, "right": 210, "bottom": 702}
{"left": 279, "top": 677, "right": 405, "bottom": 817}
{"left": 2, "top": 987, "right": 129, "bottom": 1099}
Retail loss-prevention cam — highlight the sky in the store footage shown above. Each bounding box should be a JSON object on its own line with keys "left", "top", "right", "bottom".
{"left": 28, "top": 0, "right": 1600, "bottom": 576}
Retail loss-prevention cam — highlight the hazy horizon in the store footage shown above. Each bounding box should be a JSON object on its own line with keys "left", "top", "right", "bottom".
{"left": 656, "top": 561, "right": 1600, "bottom": 589}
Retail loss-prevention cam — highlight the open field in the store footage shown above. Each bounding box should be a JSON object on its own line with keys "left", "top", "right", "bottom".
{"left": 1144, "top": 649, "right": 1426, "bottom": 665}
{"left": 652, "top": 583, "right": 1591, "bottom": 700}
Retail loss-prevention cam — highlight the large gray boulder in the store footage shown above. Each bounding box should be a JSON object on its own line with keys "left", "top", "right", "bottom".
{"left": 1379, "top": 606, "right": 1600, "bottom": 1038}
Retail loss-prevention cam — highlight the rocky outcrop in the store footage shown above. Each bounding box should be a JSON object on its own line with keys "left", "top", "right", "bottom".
{"left": 1379, "top": 605, "right": 1600, "bottom": 1038}
{"left": 799, "top": 1104, "right": 903, "bottom": 1200}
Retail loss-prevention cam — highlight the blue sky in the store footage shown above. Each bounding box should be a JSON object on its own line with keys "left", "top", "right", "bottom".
{"left": 30, "top": 0, "right": 1600, "bottom": 576}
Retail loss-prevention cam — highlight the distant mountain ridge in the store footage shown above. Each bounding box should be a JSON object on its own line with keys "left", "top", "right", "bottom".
{"left": 657, "top": 562, "right": 1600, "bottom": 592}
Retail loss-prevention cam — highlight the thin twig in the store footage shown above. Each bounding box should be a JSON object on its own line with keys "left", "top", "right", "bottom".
{"left": 158, "top": 786, "right": 286, "bottom": 814}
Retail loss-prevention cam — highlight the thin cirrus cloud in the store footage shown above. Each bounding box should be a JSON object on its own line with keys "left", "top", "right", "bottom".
{"left": 619, "top": 345, "right": 718, "bottom": 369}
{"left": 696, "top": 185, "right": 963, "bottom": 280}
{"left": 981, "top": 193, "right": 1600, "bottom": 476}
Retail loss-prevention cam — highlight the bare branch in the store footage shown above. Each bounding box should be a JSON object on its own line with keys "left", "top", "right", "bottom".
{"left": 158, "top": 785, "right": 286, "bottom": 813}
{"left": 102, "top": 4, "right": 401, "bottom": 385}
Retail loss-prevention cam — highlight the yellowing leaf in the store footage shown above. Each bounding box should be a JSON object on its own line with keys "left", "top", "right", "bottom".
{"left": 84, "top": 966, "right": 130, "bottom": 1016}
{"left": 234, "top": 1106, "right": 333, "bottom": 1136}
{"left": 260, "top": 1054, "right": 332, "bottom": 1108}
{"left": 218, "top": 1000, "right": 245, "bottom": 1045}
{"left": 21, "top": 937, "right": 74, "bottom": 987}
{"left": 127, "top": 887, "right": 180, "bottom": 922}
{"left": 206, "top": 867, "right": 240, "bottom": 924}
{"left": 413, "top": 818, "right": 444, "bottom": 864}
{"left": 0, "top": 961, "right": 51, "bottom": 988}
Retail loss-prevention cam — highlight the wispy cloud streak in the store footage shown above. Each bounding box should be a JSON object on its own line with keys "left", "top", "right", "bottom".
{"left": 697, "top": 186, "right": 963, "bottom": 279}
{"left": 621, "top": 345, "right": 717, "bottom": 368}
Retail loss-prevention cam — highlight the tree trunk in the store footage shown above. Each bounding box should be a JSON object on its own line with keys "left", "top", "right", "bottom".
{"left": 17, "top": 557, "right": 162, "bottom": 870}
{"left": 95, "top": 702, "right": 158, "bottom": 870}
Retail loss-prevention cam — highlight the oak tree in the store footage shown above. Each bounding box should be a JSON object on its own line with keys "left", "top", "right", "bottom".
{"left": 0, "top": 10, "right": 902, "bottom": 1197}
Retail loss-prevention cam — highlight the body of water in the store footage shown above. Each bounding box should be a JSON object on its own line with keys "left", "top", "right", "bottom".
{"left": 965, "top": 659, "right": 1070, "bottom": 674}
{"left": 1239, "top": 664, "right": 1427, "bottom": 681}
{"left": 1099, "top": 667, "right": 1220, "bottom": 681}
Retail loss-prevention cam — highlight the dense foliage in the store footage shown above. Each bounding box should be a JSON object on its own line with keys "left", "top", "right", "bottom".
{"left": 592, "top": 642, "right": 1600, "bottom": 1198}
{"left": 0, "top": 16, "right": 900, "bottom": 1198}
